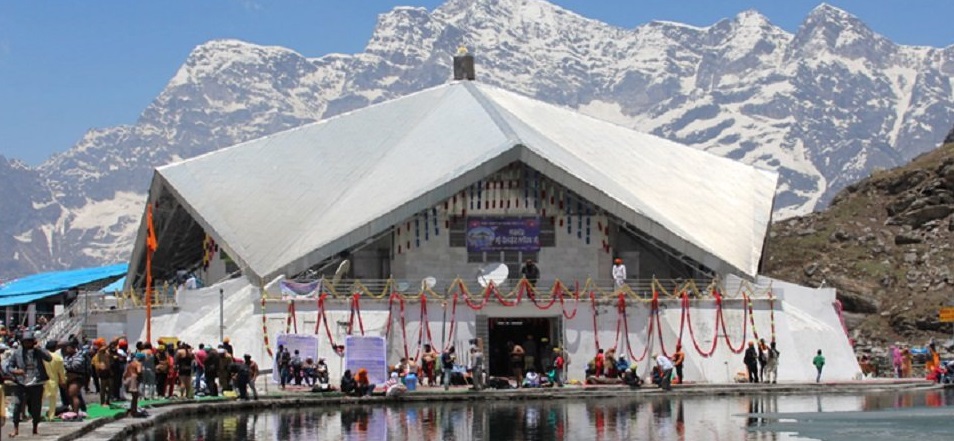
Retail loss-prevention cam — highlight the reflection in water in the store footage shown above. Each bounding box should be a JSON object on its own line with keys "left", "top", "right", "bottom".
{"left": 132, "top": 389, "right": 954, "bottom": 441}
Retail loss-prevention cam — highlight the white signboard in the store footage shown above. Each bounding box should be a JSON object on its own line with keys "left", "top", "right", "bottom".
{"left": 271, "top": 333, "right": 320, "bottom": 383}
{"left": 345, "top": 335, "right": 388, "bottom": 386}
{"left": 96, "top": 322, "right": 126, "bottom": 341}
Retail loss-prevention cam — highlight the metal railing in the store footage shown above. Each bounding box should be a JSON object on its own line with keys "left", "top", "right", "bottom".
{"left": 273, "top": 277, "right": 772, "bottom": 301}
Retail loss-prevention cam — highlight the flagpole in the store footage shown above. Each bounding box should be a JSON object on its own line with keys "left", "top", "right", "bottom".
{"left": 145, "top": 203, "right": 157, "bottom": 344}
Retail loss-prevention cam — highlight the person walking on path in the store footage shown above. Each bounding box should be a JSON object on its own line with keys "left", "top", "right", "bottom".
{"left": 42, "top": 340, "right": 66, "bottom": 421}
{"left": 204, "top": 345, "right": 220, "bottom": 396}
{"left": 469, "top": 340, "right": 484, "bottom": 391}
{"left": 91, "top": 343, "right": 113, "bottom": 405}
{"left": 553, "top": 347, "right": 566, "bottom": 387}
{"left": 5, "top": 331, "right": 51, "bottom": 438}
{"left": 174, "top": 343, "right": 194, "bottom": 399}
{"left": 244, "top": 354, "right": 259, "bottom": 400}
{"left": 612, "top": 258, "right": 627, "bottom": 289}
{"left": 671, "top": 344, "right": 685, "bottom": 384}
{"left": 743, "top": 342, "right": 759, "bottom": 383}
{"left": 890, "top": 346, "right": 902, "bottom": 378}
{"left": 655, "top": 353, "right": 674, "bottom": 391}
{"left": 764, "top": 342, "right": 780, "bottom": 384}
{"left": 901, "top": 347, "right": 913, "bottom": 378}
{"left": 63, "top": 341, "right": 88, "bottom": 414}
{"left": 926, "top": 343, "right": 941, "bottom": 381}
{"left": 229, "top": 360, "right": 251, "bottom": 400}
{"left": 758, "top": 339, "right": 769, "bottom": 382}
{"left": 277, "top": 346, "right": 291, "bottom": 390}
{"left": 123, "top": 354, "right": 143, "bottom": 417}
{"left": 813, "top": 349, "right": 825, "bottom": 383}
{"left": 422, "top": 344, "right": 438, "bottom": 387}
{"left": 441, "top": 346, "right": 456, "bottom": 391}
{"left": 509, "top": 342, "right": 525, "bottom": 382}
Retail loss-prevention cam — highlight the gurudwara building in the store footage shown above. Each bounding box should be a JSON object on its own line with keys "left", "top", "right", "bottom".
{"left": 110, "top": 63, "right": 859, "bottom": 385}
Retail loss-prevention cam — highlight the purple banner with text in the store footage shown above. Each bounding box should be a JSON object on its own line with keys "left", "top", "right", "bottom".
{"left": 466, "top": 217, "right": 540, "bottom": 252}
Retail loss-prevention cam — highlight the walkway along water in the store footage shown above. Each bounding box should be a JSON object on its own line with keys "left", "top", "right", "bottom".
{"left": 28, "top": 377, "right": 934, "bottom": 441}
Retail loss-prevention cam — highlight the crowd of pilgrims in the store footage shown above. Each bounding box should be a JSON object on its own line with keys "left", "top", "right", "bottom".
{"left": 0, "top": 332, "right": 261, "bottom": 432}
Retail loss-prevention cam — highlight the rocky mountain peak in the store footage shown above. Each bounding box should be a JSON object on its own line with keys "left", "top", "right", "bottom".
{"left": 791, "top": 2, "right": 893, "bottom": 62}
{"left": 167, "top": 39, "right": 305, "bottom": 89}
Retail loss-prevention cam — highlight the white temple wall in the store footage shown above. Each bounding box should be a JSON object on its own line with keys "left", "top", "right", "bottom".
{"left": 112, "top": 276, "right": 859, "bottom": 385}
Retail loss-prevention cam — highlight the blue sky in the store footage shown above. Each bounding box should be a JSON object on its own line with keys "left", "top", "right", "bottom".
{"left": 1, "top": 1, "right": 952, "bottom": 166}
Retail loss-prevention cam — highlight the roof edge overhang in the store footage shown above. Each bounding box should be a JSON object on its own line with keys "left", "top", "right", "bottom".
{"left": 515, "top": 147, "right": 753, "bottom": 278}
{"left": 127, "top": 171, "right": 264, "bottom": 288}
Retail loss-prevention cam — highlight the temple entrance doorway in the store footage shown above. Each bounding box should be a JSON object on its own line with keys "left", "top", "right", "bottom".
{"left": 486, "top": 316, "right": 560, "bottom": 378}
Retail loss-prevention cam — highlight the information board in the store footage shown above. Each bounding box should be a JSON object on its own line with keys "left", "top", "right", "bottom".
{"left": 344, "top": 335, "right": 388, "bottom": 386}
{"left": 466, "top": 217, "right": 540, "bottom": 252}
{"left": 939, "top": 307, "right": 954, "bottom": 323}
{"left": 271, "top": 333, "right": 320, "bottom": 383}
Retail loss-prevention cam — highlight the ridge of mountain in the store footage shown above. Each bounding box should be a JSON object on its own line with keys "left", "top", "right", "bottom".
{"left": 2, "top": 0, "right": 954, "bottom": 281}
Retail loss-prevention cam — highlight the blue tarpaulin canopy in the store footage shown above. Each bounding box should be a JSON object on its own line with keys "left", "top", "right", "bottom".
{"left": 0, "top": 264, "right": 128, "bottom": 307}
{"left": 101, "top": 276, "right": 126, "bottom": 293}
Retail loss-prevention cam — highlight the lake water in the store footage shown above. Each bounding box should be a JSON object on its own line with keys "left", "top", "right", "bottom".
{"left": 131, "top": 388, "right": 954, "bottom": 441}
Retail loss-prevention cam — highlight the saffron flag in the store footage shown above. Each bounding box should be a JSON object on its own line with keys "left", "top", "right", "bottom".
{"left": 146, "top": 204, "right": 158, "bottom": 253}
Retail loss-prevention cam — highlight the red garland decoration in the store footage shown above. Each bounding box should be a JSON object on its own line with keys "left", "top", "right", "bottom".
{"left": 745, "top": 291, "right": 760, "bottom": 342}
{"left": 621, "top": 294, "right": 653, "bottom": 363}
{"left": 411, "top": 294, "right": 434, "bottom": 363}
{"left": 461, "top": 280, "right": 491, "bottom": 310}
{"left": 315, "top": 294, "right": 339, "bottom": 351}
{"left": 525, "top": 280, "right": 558, "bottom": 310}
{"left": 560, "top": 288, "right": 580, "bottom": 320}
{"left": 716, "top": 290, "right": 747, "bottom": 354}
{"left": 590, "top": 291, "right": 600, "bottom": 351}
{"left": 684, "top": 293, "right": 718, "bottom": 358}
{"left": 442, "top": 294, "right": 459, "bottom": 351}
{"left": 491, "top": 282, "right": 521, "bottom": 307}
{"left": 348, "top": 294, "right": 365, "bottom": 336}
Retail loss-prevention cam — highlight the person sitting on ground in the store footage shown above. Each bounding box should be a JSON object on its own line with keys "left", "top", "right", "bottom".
{"left": 384, "top": 372, "right": 407, "bottom": 398}
{"left": 394, "top": 357, "right": 408, "bottom": 380}
{"left": 522, "top": 368, "right": 541, "bottom": 388}
{"left": 585, "top": 359, "right": 597, "bottom": 377}
{"left": 354, "top": 368, "right": 374, "bottom": 397}
{"left": 622, "top": 365, "right": 643, "bottom": 389}
{"left": 594, "top": 349, "right": 605, "bottom": 378}
{"left": 604, "top": 348, "right": 618, "bottom": 378}
{"left": 302, "top": 357, "right": 317, "bottom": 387}
{"left": 616, "top": 355, "right": 630, "bottom": 376}
{"left": 316, "top": 358, "right": 330, "bottom": 387}
{"left": 538, "top": 366, "right": 554, "bottom": 388}
{"left": 340, "top": 370, "right": 357, "bottom": 396}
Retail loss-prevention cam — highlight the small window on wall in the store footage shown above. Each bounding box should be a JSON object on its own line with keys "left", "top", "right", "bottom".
{"left": 449, "top": 217, "right": 467, "bottom": 247}
{"left": 539, "top": 228, "right": 556, "bottom": 247}
{"left": 467, "top": 252, "right": 485, "bottom": 263}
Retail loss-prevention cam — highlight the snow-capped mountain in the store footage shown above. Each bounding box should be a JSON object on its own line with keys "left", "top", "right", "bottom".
{"left": 2, "top": 0, "right": 954, "bottom": 279}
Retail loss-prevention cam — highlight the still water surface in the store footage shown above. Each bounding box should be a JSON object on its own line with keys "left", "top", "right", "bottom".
{"left": 133, "top": 388, "right": 954, "bottom": 441}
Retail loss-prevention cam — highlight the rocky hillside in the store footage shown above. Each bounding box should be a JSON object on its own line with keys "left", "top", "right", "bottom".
{"left": 763, "top": 133, "right": 954, "bottom": 347}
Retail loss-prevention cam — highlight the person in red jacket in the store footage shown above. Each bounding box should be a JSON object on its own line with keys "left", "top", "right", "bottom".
{"left": 594, "top": 349, "right": 605, "bottom": 378}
